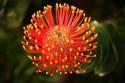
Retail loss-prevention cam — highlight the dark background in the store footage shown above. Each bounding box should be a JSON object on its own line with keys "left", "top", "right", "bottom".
{"left": 0, "top": 0, "right": 125, "bottom": 83}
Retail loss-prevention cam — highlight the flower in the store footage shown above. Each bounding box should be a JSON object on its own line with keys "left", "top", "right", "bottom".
{"left": 22, "top": 3, "right": 97, "bottom": 76}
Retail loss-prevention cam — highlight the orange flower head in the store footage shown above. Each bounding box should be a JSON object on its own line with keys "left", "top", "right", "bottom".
{"left": 22, "top": 3, "right": 97, "bottom": 76}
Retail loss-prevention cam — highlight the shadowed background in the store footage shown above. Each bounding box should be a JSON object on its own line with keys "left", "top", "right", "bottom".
{"left": 0, "top": 0, "right": 125, "bottom": 83}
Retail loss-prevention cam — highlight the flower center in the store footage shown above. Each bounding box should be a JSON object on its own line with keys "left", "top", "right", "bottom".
{"left": 45, "top": 26, "right": 69, "bottom": 47}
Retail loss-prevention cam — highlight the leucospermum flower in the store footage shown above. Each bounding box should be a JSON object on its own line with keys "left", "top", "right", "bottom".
{"left": 22, "top": 3, "right": 97, "bottom": 76}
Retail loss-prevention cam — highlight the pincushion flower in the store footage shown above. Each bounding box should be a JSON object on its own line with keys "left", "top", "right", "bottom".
{"left": 22, "top": 3, "right": 97, "bottom": 76}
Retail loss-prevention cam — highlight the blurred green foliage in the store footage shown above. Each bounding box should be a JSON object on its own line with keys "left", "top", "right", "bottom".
{"left": 0, "top": 0, "right": 125, "bottom": 83}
